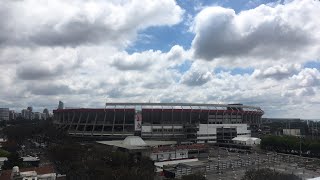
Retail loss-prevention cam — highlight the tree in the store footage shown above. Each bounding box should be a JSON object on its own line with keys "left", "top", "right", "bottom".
{"left": 0, "top": 148, "right": 10, "bottom": 157}
{"left": 174, "top": 173, "right": 207, "bottom": 180}
{"left": 241, "top": 168, "right": 301, "bottom": 180}
{"left": 48, "top": 143, "right": 155, "bottom": 180}
{"left": 1, "top": 140, "right": 20, "bottom": 153}
{"left": 2, "top": 152, "right": 23, "bottom": 170}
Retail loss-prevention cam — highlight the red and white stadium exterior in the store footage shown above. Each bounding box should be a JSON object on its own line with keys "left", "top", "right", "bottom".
{"left": 53, "top": 103, "right": 264, "bottom": 143}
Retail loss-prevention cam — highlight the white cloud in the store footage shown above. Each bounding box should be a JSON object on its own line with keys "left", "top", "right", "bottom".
{"left": 290, "top": 68, "right": 320, "bottom": 87}
{"left": 180, "top": 61, "right": 213, "bottom": 86}
{"left": 0, "top": 0, "right": 184, "bottom": 47}
{"left": 252, "top": 64, "right": 301, "bottom": 80}
{"left": 191, "top": 0, "right": 320, "bottom": 67}
{"left": 0, "top": 0, "right": 319, "bottom": 119}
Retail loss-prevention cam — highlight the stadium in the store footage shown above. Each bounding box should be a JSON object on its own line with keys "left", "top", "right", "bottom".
{"left": 53, "top": 103, "right": 264, "bottom": 143}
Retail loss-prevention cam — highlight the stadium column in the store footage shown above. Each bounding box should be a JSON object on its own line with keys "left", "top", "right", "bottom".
{"left": 214, "top": 106, "right": 218, "bottom": 124}
{"left": 235, "top": 107, "right": 240, "bottom": 124}
{"left": 68, "top": 112, "right": 75, "bottom": 131}
{"left": 223, "top": 109, "right": 226, "bottom": 124}
{"left": 171, "top": 106, "right": 174, "bottom": 137}
{"left": 181, "top": 106, "right": 183, "bottom": 125}
{"left": 246, "top": 109, "right": 250, "bottom": 124}
{"left": 91, "top": 111, "right": 98, "bottom": 136}
{"left": 189, "top": 106, "right": 193, "bottom": 124}
{"left": 255, "top": 111, "right": 258, "bottom": 126}
{"left": 62, "top": 112, "right": 65, "bottom": 125}
{"left": 229, "top": 108, "right": 233, "bottom": 140}
{"left": 75, "top": 112, "right": 82, "bottom": 133}
{"left": 207, "top": 106, "right": 210, "bottom": 143}
{"left": 171, "top": 106, "right": 176, "bottom": 137}
{"left": 161, "top": 106, "right": 164, "bottom": 138}
{"left": 112, "top": 105, "right": 116, "bottom": 137}
{"left": 244, "top": 110, "right": 247, "bottom": 124}
{"left": 198, "top": 106, "right": 201, "bottom": 124}
{"left": 247, "top": 109, "right": 251, "bottom": 124}
{"left": 151, "top": 106, "right": 154, "bottom": 137}
{"left": 65, "top": 112, "right": 70, "bottom": 129}
{"left": 207, "top": 106, "right": 210, "bottom": 124}
{"left": 250, "top": 110, "right": 254, "bottom": 125}
{"left": 252, "top": 110, "right": 255, "bottom": 125}
{"left": 122, "top": 106, "right": 126, "bottom": 136}
{"left": 83, "top": 111, "right": 90, "bottom": 136}
{"left": 230, "top": 107, "right": 233, "bottom": 124}
{"left": 100, "top": 109, "right": 107, "bottom": 136}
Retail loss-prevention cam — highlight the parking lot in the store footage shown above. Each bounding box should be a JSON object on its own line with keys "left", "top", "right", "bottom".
{"left": 185, "top": 147, "right": 320, "bottom": 180}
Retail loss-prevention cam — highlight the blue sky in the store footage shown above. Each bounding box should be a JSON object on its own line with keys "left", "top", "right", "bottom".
{"left": 0, "top": 0, "right": 320, "bottom": 118}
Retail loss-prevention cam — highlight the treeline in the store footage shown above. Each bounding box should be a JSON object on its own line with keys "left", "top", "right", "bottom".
{"left": 261, "top": 135, "right": 320, "bottom": 157}
{"left": 48, "top": 143, "right": 155, "bottom": 180}
{"left": 3, "top": 119, "right": 67, "bottom": 144}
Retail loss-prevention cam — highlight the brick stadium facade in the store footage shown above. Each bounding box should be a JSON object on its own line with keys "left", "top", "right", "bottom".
{"left": 53, "top": 103, "right": 264, "bottom": 143}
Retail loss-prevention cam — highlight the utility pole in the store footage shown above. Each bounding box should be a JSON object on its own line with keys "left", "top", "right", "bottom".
{"left": 299, "top": 134, "right": 302, "bottom": 157}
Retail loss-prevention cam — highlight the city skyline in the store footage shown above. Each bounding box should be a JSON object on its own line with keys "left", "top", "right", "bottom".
{"left": 0, "top": 0, "right": 320, "bottom": 118}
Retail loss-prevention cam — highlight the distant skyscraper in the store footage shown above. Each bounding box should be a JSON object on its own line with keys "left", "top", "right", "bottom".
{"left": 58, "top": 101, "right": 64, "bottom": 109}
{"left": 43, "top": 108, "right": 49, "bottom": 119}
{"left": 21, "top": 109, "right": 31, "bottom": 120}
{"left": 0, "top": 108, "right": 9, "bottom": 121}
{"left": 27, "top": 106, "right": 33, "bottom": 112}
{"left": 9, "top": 110, "right": 15, "bottom": 120}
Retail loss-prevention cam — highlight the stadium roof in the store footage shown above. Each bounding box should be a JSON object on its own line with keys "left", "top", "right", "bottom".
{"left": 105, "top": 102, "right": 262, "bottom": 110}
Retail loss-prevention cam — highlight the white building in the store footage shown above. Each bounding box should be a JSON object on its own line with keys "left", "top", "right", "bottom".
{"left": 283, "top": 129, "right": 301, "bottom": 136}
{"left": 232, "top": 136, "right": 261, "bottom": 146}
{"left": 196, "top": 124, "right": 251, "bottom": 143}
{"left": 0, "top": 108, "right": 9, "bottom": 121}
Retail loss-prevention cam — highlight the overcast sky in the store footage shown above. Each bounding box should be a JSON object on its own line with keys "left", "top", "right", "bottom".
{"left": 0, "top": 0, "right": 320, "bottom": 118}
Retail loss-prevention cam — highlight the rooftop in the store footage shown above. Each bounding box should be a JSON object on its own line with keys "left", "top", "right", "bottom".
{"left": 232, "top": 136, "right": 260, "bottom": 141}
{"left": 97, "top": 136, "right": 176, "bottom": 150}
{"left": 0, "top": 165, "right": 55, "bottom": 180}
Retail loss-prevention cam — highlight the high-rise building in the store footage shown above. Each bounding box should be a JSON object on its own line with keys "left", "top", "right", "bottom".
{"left": 58, "top": 101, "right": 64, "bottom": 109}
{"left": 33, "top": 112, "right": 46, "bottom": 120}
{"left": 0, "top": 108, "right": 9, "bottom": 121}
{"left": 27, "top": 106, "right": 33, "bottom": 112}
{"left": 43, "top": 108, "right": 49, "bottom": 119}
{"left": 21, "top": 109, "right": 32, "bottom": 120}
{"left": 9, "top": 110, "right": 16, "bottom": 120}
